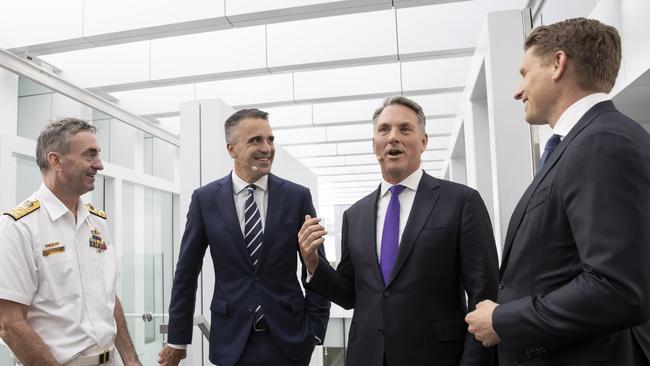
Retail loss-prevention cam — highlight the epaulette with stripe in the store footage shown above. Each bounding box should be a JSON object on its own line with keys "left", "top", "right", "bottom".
{"left": 4, "top": 199, "right": 41, "bottom": 221}
{"left": 85, "top": 203, "right": 108, "bottom": 219}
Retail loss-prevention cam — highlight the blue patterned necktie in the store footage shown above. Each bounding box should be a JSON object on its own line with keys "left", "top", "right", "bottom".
{"left": 538, "top": 134, "right": 562, "bottom": 171}
{"left": 380, "top": 184, "right": 406, "bottom": 285}
{"left": 244, "top": 184, "right": 264, "bottom": 324}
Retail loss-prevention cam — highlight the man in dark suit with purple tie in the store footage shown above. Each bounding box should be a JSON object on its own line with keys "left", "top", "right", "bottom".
{"left": 299, "top": 96, "right": 499, "bottom": 366}
{"left": 465, "top": 18, "right": 650, "bottom": 366}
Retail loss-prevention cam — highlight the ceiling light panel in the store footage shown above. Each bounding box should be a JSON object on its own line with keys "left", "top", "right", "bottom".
{"left": 266, "top": 104, "right": 313, "bottom": 128}
{"left": 409, "top": 93, "right": 462, "bottom": 116}
{"left": 284, "top": 143, "right": 337, "bottom": 157}
{"left": 195, "top": 73, "right": 294, "bottom": 106}
{"left": 397, "top": 0, "right": 520, "bottom": 55}
{"left": 226, "top": 0, "right": 329, "bottom": 14}
{"left": 326, "top": 124, "right": 373, "bottom": 142}
{"left": 83, "top": 0, "right": 225, "bottom": 36}
{"left": 0, "top": 0, "right": 83, "bottom": 48}
{"left": 336, "top": 140, "right": 373, "bottom": 155}
{"left": 150, "top": 26, "right": 267, "bottom": 80}
{"left": 345, "top": 154, "right": 379, "bottom": 165}
{"left": 274, "top": 127, "right": 327, "bottom": 144}
{"left": 401, "top": 57, "right": 472, "bottom": 91}
{"left": 42, "top": 42, "right": 150, "bottom": 88}
{"left": 312, "top": 98, "right": 382, "bottom": 125}
{"left": 299, "top": 156, "right": 346, "bottom": 167}
{"left": 111, "top": 84, "right": 195, "bottom": 115}
{"left": 267, "top": 10, "right": 397, "bottom": 69}
{"left": 293, "top": 63, "right": 401, "bottom": 102}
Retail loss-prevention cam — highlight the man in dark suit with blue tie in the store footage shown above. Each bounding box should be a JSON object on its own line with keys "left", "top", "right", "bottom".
{"left": 299, "top": 96, "right": 499, "bottom": 366}
{"left": 159, "top": 109, "right": 330, "bottom": 366}
{"left": 465, "top": 18, "right": 650, "bottom": 365}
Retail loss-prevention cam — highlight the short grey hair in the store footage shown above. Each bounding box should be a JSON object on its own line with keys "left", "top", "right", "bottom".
{"left": 224, "top": 108, "right": 269, "bottom": 144}
{"left": 36, "top": 117, "right": 97, "bottom": 172}
{"left": 372, "top": 96, "right": 426, "bottom": 134}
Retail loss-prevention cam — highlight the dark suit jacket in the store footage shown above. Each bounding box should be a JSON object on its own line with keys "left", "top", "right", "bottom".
{"left": 167, "top": 173, "right": 330, "bottom": 366}
{"left": 494, "top": 101, "right": 650, "bottom": 366}
{"left": 308, "top": 171, "right": 498, "bottom": 366}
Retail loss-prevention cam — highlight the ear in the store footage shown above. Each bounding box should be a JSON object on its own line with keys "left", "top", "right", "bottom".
{"left": 421, "top": 133, "right": 428, "bottom": 153}
{"left": 47, "top": 152, "right": 63, "bottom": 171}
{"left": 227, "top": 143, "right": 237, "bottom": 159}
{"left": 551, "top": 50, "right": 568, "bottom": 81}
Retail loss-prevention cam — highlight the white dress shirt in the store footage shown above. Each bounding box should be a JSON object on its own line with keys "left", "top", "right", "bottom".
{"left": 232, "top": 171, "right": 268, "bottom": 234}
{"left": 552, "top": 92, "right": 609, "bottom": 139}
{"left": 376, "top": 169, "right": 423, "bottom": 261}
{"left": 0, "top": 183, "right": 119, "bottom": 364}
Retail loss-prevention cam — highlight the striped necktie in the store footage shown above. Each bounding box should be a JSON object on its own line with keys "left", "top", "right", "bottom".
{"left": 244, "top": 184, "right": 264, "bottom": 324}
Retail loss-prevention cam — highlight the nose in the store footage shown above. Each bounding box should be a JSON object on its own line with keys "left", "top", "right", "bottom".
{"left": 259, "top": 139, "right": 273, "bottom": 153}
{"left": 514, "top": 86, "right": 523, "bottom": 100}
{"left": 93, "top": 157, "right": 104, "bottom": 171}
{"left": 387, "top": 126, "right": 400, "bottom": 143}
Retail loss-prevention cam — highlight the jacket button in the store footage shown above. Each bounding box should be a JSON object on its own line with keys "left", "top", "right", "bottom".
{"left": 255, "top": 275, "right": 260, "bottom": 281}
{"left": 499, "top": 280, "right": 504, "bottom": 290}
{"left": 383, "top": 290, "right": 390, "bottom": 297}
{"left": 248, "top": 306, "right": 254, "bottom": 312}
{"left": 378, "top": 328, "right": 384, "bottom": 334}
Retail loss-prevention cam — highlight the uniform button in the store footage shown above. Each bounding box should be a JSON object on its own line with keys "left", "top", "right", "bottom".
{"left": 248, "top": 306, "right": 254, "bottom": 312}
{"left": 499, "top": 280, "right": 504, "bottom": 290}
{"left": 255, "top": 275, "right": 260, "bottom": 281}
{"left": 383, "top": 290, "right": 390, "bottom": 297}
{"left": 378, "top": 328, "right": 384, "bottom": 334}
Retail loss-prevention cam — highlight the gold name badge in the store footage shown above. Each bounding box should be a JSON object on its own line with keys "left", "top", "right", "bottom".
{"left": 43, "top": 246, "right": 65, "bottom": 257}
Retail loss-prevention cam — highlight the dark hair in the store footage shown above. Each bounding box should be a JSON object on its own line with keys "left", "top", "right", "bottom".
{"left": 36, "top": 117, "right": 97, "bottom": 172}
{"left": 224, "top": 109, "right": 269, "bottom": 144}
{"left": 525, "top": 17, "right": 621, "bottom": 93}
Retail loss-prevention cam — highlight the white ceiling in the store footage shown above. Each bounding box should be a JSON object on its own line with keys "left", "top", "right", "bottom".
{"left": 1, "top": 0, "right": 526, "bottom": 206}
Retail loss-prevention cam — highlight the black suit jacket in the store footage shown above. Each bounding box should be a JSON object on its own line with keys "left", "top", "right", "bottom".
{"left": 167, "top": 173, "right": 330, "bottom": 366}
{"left": 308, "top": 172, "right": 498, "bottom": 366}
{"left": 494, "top": 101, "right": 650, "bottom": 366}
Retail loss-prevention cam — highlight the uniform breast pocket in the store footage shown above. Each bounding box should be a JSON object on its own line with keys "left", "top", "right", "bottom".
{"left": 39, "top": 251, "right": 79, "bottom": 302}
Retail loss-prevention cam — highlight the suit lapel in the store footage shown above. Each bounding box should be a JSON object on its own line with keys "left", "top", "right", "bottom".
{"left": 387, "top": 172, "right": 440, "bottom": 287}
{"left": 257, "top": 174, "right": 287, "bottom": 273}
{"left": 363, "top": 186, "right": 384, "bottom": 285}
{"left": 213, "top": 175, "right": 252, "bottom": 268}
{"left": 500, "top": 101, "right": 615, "bottom": 275}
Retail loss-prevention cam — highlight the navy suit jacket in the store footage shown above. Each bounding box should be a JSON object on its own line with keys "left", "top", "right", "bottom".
{"left": 168, "top": 173, "right": 330, "bottom": 366}
{"left": 494, "top": 101, "right": 650, "bottom": 365}
{"left": 307, "top": 172, "right": 499, "bottom": 366}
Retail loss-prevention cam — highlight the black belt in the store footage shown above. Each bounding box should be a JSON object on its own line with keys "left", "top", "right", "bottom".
{"left": 253, "top": 318, "right": 269, "bottom": 332}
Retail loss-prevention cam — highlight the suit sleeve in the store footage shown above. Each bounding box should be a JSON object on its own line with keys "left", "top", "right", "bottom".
{"left": 458, "top": 189, "right": 499, "bottom": 366}
{"left": 299, "top": 188, "right": 331, "bottom": 343}
{"left": 167, "top": 190, "right": 210, "bottom": 345}
{"left": 493, "top": 129, "right": 650, "bottom": 354}
{"left": 306, "top": 209, "right": 356, "bottom": 310}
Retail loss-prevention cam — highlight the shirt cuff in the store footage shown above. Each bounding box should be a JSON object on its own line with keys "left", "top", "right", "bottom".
{"left": 167, "top": 343, "right": 187, "bottom": 350}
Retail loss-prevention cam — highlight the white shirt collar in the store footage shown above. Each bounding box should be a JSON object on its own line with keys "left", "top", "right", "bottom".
{"left": 38, "top": 183, "right": 89, "bottom": 223}
{"left": 231, "top": 171, "right": 268, "bottom": 194}
{"left": 380, "top": 169, "right": 423, "bottom": 198}
{"left": 553, "top": 92, "right": 609, "bottom": 138}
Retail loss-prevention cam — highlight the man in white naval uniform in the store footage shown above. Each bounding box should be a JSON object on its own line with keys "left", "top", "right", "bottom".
{"left": 0, "top": 118, "right": 141, "bottom": 366}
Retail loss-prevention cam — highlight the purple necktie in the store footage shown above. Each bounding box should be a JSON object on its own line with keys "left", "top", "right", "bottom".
{"left": 380, "top": 184, "right": 406, "bottom": 284}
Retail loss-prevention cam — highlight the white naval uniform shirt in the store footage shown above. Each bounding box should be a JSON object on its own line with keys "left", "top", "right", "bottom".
{"left": 0, "top": 183, "right": 119, "bottom": 365}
